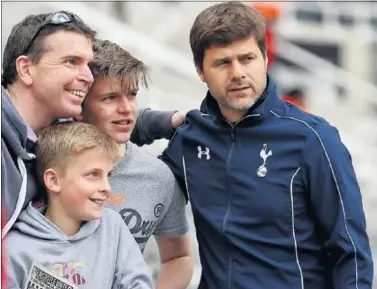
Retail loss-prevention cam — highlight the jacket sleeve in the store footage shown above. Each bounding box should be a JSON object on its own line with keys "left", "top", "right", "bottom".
{"left": 113, "top": 216, "right": 153, "bottom": 289}
{"left": 301, "top": 122, "right": 373, "bottom": 289}
{"left": 130, "top": 108, "right": 176, "bottom": 146}
{"left": 159, "top": 126, "right": 188, "bottom": 203}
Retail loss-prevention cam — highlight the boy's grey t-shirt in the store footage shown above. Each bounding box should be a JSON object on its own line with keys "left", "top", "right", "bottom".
{"left": 107, "top": 142, "right": 188, "bottom": 252}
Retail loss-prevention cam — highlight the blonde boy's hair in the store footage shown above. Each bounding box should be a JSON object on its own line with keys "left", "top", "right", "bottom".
{"left": 36, "top": 122, "right": 120, "bottom": 183}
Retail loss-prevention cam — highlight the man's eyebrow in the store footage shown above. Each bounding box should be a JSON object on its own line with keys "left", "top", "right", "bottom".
{"left": 212, "top": 56, "right": 231, "bottom": 65}
{"left": 212, "top": 52, "right": 258, "bottom": 65}
{"left": 238, "top": 52, "right": 256, "bottom": 58}
{"left": 62, "top": 55, "right": 81, "bottom": 60}
{"left": 63, "top": 54, "right": 94, "bottom": 62}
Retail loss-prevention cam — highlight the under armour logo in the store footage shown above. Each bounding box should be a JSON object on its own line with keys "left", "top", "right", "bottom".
{"left": 197, "top": 146, "right": 210, "bottom": 160}
{"left": 257, "top": 144, "right": 272, "bottom": 178}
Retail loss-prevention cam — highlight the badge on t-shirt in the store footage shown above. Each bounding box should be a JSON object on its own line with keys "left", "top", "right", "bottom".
{"left": 23, "top": 262, "right": 78, "bottom": 289}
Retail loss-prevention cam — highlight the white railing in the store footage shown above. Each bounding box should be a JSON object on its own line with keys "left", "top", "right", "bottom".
{"left": 282, "top": 2, "right": 377, "bottom": 24}
{"left": 277, "top": 37, "right": 377, "bottom": 106}
{"left": 40, "top": 1, "right": 201, "bottom": 87}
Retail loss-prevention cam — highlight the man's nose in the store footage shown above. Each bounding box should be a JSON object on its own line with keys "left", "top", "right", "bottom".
{"left": 230, "top": 61, "right": 246, "bottom": 80}
{"left": 78, "top": 64, "right": 94, "bottom": 86}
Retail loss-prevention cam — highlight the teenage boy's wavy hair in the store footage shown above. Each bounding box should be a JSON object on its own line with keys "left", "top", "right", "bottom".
{"left": 89, "top": 39, "right": 149, "bottom": 94}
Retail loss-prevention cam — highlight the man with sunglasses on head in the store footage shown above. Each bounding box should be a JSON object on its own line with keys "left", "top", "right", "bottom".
{"left": 1, "top": 11, "right": 182, "bottom": 237}
{"left": 2, "top": 11, "right": 96, "bottom": 237}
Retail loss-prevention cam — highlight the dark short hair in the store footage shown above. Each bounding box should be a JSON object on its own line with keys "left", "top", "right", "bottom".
{"left": 89, "top": 39, "right": 149, "bottom": 94}
{"left": 190, "top": 2, "right": 266, "bottom": 71}
{"left": 2, "top": 12, "right": 96, "bottom": 88}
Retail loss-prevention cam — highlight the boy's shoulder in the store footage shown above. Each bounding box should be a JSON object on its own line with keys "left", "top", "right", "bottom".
{"left": 127, "top": 142, "right": 169, "bottom": 167}
{"left": 5, "top": 228, "right": 24, "bottom": 243}
{"left": 99, "top": 208, "right": 136, "bottom": 246}
{"left": 100, "top": 208, "right": 129, "bottom": 234}
{"left": 5, "top": 227, "right": 32, "bottom": 260}
{"left": 116, "top": 143, "right": 176, "bottom": 183}
{"left": 101, "top": 208, "right": 123, "bottom": 224}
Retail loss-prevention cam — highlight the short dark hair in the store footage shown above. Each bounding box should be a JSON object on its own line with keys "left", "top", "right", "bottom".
{"left": 89, "top": 39, "right": 149, "bottom": 94}
{"left": 190, "top": 2, "right": 266, "bottom": 71}
{"left": 2, "top": 11, "right": 96, "bottom": 88}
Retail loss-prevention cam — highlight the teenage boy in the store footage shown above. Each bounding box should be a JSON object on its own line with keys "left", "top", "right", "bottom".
{"left": 81, "top": 39, "right": 193, "bottom": 289}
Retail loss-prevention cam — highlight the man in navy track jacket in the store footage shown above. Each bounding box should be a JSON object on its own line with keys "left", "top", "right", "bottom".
{"left": 160, "top": 2, "right": 374, "bottom": 288}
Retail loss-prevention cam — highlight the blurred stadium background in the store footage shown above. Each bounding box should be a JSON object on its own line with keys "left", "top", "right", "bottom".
{"left": 2, "top": 1, "right": 377, "bottom": 288}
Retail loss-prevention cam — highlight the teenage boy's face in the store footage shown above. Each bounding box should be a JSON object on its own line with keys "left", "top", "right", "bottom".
{"left": 81, "top": 77, "right": 138, "bottom": 144}
{"left": 54, "top": 148, "right": 113, "bottom": 222}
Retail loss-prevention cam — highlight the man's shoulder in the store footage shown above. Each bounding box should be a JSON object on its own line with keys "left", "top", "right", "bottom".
{"left": 1, "top": 138, "right": 16, "bottom": 165}
{"left": 273, "top": 103, "right": 337, "bottom": 137}
{"left": 274, "top": 105, "right": 343, "bottom": 156}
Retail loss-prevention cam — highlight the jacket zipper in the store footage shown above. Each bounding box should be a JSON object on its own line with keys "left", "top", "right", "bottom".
{"left": 221, "top": 114, "right": 259, "bottom": 289}
{"left": 221, "top": 114, "right": 258, "bottom": 235}
{"left": 223, "top": 123, "right": 235, "bottom": 289}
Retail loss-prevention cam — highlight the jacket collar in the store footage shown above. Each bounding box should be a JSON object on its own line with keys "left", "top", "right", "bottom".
{"left": 200, "top": 74, "right": 284, "bottom": 123}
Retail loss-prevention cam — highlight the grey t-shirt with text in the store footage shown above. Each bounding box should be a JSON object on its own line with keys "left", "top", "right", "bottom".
{"left": 106, "top": 142, "right": 189, "bottom": 252}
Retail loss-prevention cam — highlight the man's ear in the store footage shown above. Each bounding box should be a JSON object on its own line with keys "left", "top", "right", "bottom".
{"left": 196, "top": 65, "right": 205, "bottom": 83}
{"left": 44, "top": 169, "right": 61, "bottom": 196}
{"left": 15, "top": 55, "right": 34, "bottom": 86}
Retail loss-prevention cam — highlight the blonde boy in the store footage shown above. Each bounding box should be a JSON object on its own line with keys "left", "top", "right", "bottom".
{"left": 5, "top": 122, "right": 153, "bottom": 289}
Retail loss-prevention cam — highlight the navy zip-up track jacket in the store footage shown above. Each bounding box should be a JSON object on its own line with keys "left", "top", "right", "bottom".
{"left": 161, "top": 77, "right": 373, "bottom": 289}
